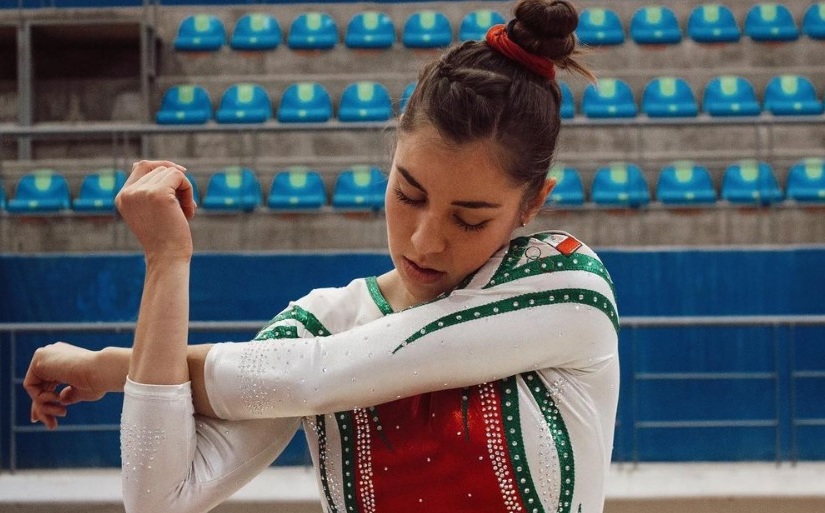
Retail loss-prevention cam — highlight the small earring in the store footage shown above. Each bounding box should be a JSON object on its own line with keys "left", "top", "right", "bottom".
{"left": 520, "top": 220, "right": 527, "bottom": 227}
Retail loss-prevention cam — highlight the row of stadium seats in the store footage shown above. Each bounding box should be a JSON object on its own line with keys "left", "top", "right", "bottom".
{"left": 548, "top": 159, "right": 825, "bottom": 207}
{"left": 2, "top": 158, "right": 822, "bottom": 214}
{"left": 173, "top": 4, "right": 825, "bottom": 53}
{"left": 157, "top": 81, "right": 412, "bottom": 124}
{"left": 0, "top": 166, "right": 387, "bottom": 214}
{"left": 157, "top": 73, "right": 825, "bottom": 125}
{"left": 174, "top": 10, "right": 503, "bottom": 51}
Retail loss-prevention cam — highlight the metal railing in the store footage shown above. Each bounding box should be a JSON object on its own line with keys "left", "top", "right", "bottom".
{"left": 3, "top": 315, "right": 825, "bottom": 471}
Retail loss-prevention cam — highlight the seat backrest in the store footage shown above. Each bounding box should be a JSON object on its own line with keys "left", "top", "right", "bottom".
{"left": 13, "top": 169, "right": 71, "bottom": 210}
{"left": 545, "top": 164, "right": 584, "bottom": 205}
{"left": 231, "top": 13, "right": 282, "bottom": 50}
{"left": 338, "top": 82, "right": 393, "bottom": 121}
{"left": 744, "top": 3, "right": 799, "bottom": 40}
{"left": 577, "top": 8, "right": 625, "bottom": 45}
{"left": 786, "top": 158, "right": 825, "bottom": 201}
{"left": 402, "top": 10, "right": 453, "bottom": 48}
{"left": 156, "top": 85, "right": 212, "bottom": 124}
{"left": 764, "top": 75, "right": 824, "bottom": 115}
{"left": 630, "top": 6, "right": 682, "bottom": 44}
{"left": 592, "top": 162, "right": 650, "bottom": 205}
{"left": 333, "top": 166, "right": 387, "bottom": 208}
{"left": 278, "top": 82, "right": 333, "bottom": 122}
{"left": 803, "top": 3, "right": 825, "bottom": 39}
{"left": 174, "top": 14, "right": 227, "bottom": 51}
{"left": 688, "top": 4, "right": 741, "bottom": 42}
{"left": 79, "top": 169, "right": 127, "bottom": 196}
{"left": 642, "top": 77, "right": 698, "bottom": 116}
{"left": 656, "top": 161, "right": 716, "bottom": 203}
{"left": 201, "top": 167, "right": 261, "bottom": 210}
{"left": 722, "top": 160, "right": 783, "bottom": 203}
{"left": 582, "top": 78, "right": 637, "bottom": 117}
{"left": 703, "top": 75, "right": 761, "bottom": 114}
{"left": 288, "top": 12, "right": 339, "bottom": 50}
{"left": 459, "top": 9, "right": 505, "bottom": 41}
{"left": 345, "top": 11, "right": 396, "bottom": 49}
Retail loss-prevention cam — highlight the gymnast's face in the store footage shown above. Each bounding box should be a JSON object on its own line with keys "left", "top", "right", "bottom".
{"left": 384, "top": 124, "right": 527, "bottom": 307}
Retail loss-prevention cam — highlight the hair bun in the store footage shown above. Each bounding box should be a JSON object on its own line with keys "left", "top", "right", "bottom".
{"left": 511, "top": 0, "right": 578, "bottom": 61}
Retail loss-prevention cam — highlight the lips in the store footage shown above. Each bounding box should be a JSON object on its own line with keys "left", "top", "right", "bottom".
{"left": 403, "top": 257, "right": 446, "bottom": 285}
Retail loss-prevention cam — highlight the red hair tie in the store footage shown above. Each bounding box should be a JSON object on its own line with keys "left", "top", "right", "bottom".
{"left": 486, "top": 24, "right": 556, "bottom": 82}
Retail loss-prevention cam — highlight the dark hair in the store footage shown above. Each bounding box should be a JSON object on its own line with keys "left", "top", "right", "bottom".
{"left": 399, "top": 0, "right": 593, "bottom": 207}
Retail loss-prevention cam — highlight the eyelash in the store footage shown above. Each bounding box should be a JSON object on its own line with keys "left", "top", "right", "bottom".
{"left": 393, "top": 188, "right": 488, "bottom": 233}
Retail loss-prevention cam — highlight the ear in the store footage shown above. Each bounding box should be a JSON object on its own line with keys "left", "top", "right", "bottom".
{"left": 521, "top": 178, "right": 556, "bottom": 225}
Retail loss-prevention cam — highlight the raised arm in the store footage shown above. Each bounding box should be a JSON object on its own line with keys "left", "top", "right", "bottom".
{"left": 206, "top": 239, "right": 620, "bottom": 421}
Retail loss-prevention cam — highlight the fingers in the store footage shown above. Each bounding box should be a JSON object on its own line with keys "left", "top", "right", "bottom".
{"left": 125, "top": 160, "right": 187, "bottom": 188}
{"left": 30, "top": 388, "right": 67, "bottom": 430}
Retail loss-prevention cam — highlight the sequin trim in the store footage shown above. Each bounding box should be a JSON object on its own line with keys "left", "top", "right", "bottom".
{"left": 336, "top": 411, "right": 361, "bottom": 513}
{"left": 314, "top": 415, "right": 341, "bottom": 513}
{"left": 269, "top": 304, "right": 330, "bottom": 336}
{"left": 500, "top": 376, "right": 545, "bottom": 513}
{"left": 490, "top": 237, "right": 532, "bottom": 279}
{"left": 393, "top": 288, "right": 619, "bottom": 353}
{"left": 485, "top": 253, "right": 615, "bottom": 298}
{"left": 365, "top": 277, "right": 394, "bottom": 316}
{"left": 253, "top": 324, "right": 298, "bottom": 341}
{"left": 354, "top": 408, "right": 376, "bottom": 513}
{"left": 480, "top": 382, "right": 521, "bottom": 512}
{"left": 525, "top": 372, "right": 575, "bottom": 513}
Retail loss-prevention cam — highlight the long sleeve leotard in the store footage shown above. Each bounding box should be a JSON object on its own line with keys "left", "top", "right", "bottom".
{"left": 121, "top": 231, "right": 620, "bottom": 513}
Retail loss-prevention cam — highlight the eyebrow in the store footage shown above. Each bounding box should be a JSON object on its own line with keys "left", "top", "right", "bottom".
{"left": 396, "top": 165, "right": 503, "bottom": 209}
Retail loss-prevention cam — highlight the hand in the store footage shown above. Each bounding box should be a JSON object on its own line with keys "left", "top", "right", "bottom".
{"left": 116, "top": 160, "right": 195, "bottom": 261}
{"left": 24, "top": 342, "right": 110, "bottom": 430}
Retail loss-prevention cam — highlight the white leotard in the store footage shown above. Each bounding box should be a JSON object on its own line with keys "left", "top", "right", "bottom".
{"left": 122, "top": 231, "right": 619, "bottom": 513}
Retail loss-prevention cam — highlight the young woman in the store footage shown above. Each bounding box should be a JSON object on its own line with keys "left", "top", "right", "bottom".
{"left": 25, "top": 1, "right": 619, "bottom": 512}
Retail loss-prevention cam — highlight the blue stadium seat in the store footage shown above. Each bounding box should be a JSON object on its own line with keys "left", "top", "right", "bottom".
{"left": 403, "top": 10, "right": 452, "bottom": 48}
{"left": 155, "top": 85, "right": 212, "bottom": 125}
{"left": 230, "top": 13, "right": 281, "bottom": 51}
{"left": 559, "top": 81, "right": 575, "bottom": 119}
{"left": 744, "top": 3, "right": 799, "bottom": 42}
{"left": 202, "top": 166, "right": 262, "bottom": 212}
{"left": 577, "top": 8, "right": 625, "bottom": 46}
{"left": 268, "top": 167, "right": 327, "bottom": 210}
{"left": 582, "top": 78, "right": 637, "bottom": 118}
{"left": 72, "top": 169, "right": 127, "bottom": 213}
{"left": 7, "top": 169, "right": 71, "bottom": 213}
{"left": 787, "top": 158, "right": 825, "bottom": 202}
{"left": 721, "top": 160, "right": 783, "bottom": 205}
{"left": 803, "top": 3, "right": 825, "bottom": 39}
{"left": 688, "top": 4, "right": 741, "bottom": 43}
{"left": 338, "top": 82, "right": 393, "bottom": 122}
{"left": 399, "top": 81, "right": 417, "bottom": 114}
{"left": 459, "top": 9, "right": 505, "bottom": 41}
{"left": 702, "top": 76, "right": 762, "bottom": 117}
{"left": 277, "top": 82, "right": 333, "bottom": 123}
{"left": 656, "top": 161, "right": 717, "bottom": 205}
{"left": 544, "top": 165, "right": 585, "bottom": 206}
{"left": 215, "top": 83, "right": 272, "bottom": 124}
{"left": 332, "top": 166, "right": 387, "bottom": 210}
{"left": 642, "top": 77, "right": 698, "bottom": 117}
{"left": 630, "top": 6, "right": 682, "bottom": 45}
{"left": 288, "top": 12, "right": 338, "bottom": 50}
{"left": 345, "top": 11, "right": 395, "bottom": 49}
{"left": 763, "top": 75, "right": 824, "bottom": 115}
{"left": 591, "top": 162, "right": 651, "bottom": 207}
{"left": 174, "top": 14, "right": 226, "bottom": 52}
{"left": 0, "top": 178, "right": 6, "bottom": 210}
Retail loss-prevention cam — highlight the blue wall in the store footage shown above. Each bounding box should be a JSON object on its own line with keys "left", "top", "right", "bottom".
{"left": 2, "top": 247, "right": 824, "bottom": 468}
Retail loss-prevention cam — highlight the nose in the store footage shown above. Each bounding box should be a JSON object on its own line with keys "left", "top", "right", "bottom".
{"left": 410, "top": 211, "right": 447, "bottom": 256}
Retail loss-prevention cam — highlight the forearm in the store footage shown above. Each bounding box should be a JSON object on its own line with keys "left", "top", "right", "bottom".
{"left": 98, "top": 344, "right": 216, "bottom": 417}
{"left": 129, "top": 257, "right": 190, "bottom": 385}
